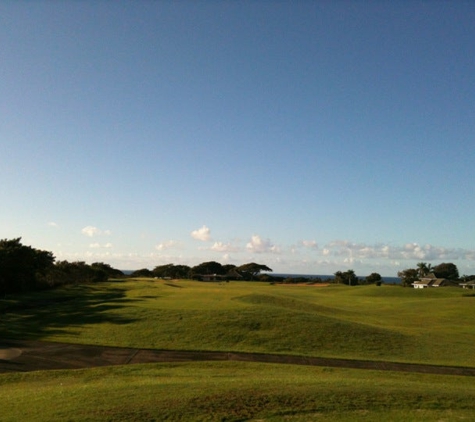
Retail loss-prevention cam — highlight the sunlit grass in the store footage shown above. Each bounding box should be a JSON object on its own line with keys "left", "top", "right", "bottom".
{"left": 1, "top": 280, "right": 475, "bottom": 366}
{"left": 2, "top": 361, "right": 475, "bottom": 421}
{"left": 2, "top": 280, "right": 475, "bottom": 420}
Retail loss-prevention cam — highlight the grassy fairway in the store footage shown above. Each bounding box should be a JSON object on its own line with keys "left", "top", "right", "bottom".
{"left": 2, "top": 362, "right": 475, "bottom": 422}
{"left": 2, "top": 279, "right": 475, "bottom": 366}
{"left": 2, "top": 280, "right": 475, "bottom": 421}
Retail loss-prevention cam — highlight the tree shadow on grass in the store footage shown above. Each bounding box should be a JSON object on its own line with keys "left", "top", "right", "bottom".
{"left": 0, "top": 284, "right": 139, "bottom": 340}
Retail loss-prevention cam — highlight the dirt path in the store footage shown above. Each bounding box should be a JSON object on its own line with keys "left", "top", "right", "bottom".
{"left": 1, "top": 339, "right": 475, "bottom": 376}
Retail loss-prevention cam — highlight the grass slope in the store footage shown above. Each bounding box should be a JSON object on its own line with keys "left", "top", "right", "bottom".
{"left": 2, "top": 362, "right": 475, "bottom": 422}
{"left": 2, "top": 280, "right": 475, "bottom": 421}
{"left": 2, "top": 280, "right": 474, "bottom": 366}
{"left": 0, "top": 280, "right": 475, "bottom": 366}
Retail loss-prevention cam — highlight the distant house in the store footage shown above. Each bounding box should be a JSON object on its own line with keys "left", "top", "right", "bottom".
{"left": 412, "top": 273, "right": 459, "bottom": 289}
{"left": 460, "top": 280, "right": 475, "bottom": 290}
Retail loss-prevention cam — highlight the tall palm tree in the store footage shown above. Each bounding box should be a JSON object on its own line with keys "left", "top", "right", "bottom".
{"left": 417, "top": 262, "right": 430, "bottom": 278}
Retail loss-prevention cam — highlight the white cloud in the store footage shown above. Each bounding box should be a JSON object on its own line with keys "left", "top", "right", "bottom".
{"left": 82, "top": 226, "right": 100, "bottom": 237}
{"left": 191, "top": 225, "right": 211, "bottom": 241}
{"left": 210, "top": 241, "right": 240, "bottom": 253}
{"left": 89, "top": 242, "right": 113, "bottom": 249}
{"left": 81, "top": 226, "right": 111, "bottom": 237}
{"left": 301, "top": 240, "right": 318, "bottom": 249}
{"left": 246, "top": 235, "right": 280, "bottom": 254}
{"left": 155, "top": 240, "right": 181, "bottom": 251}
{"left": 47, "top": 222, "right": 59, "bottom": 228}
{"left": 327, "top": 240, "right": 350, "bottom": 248}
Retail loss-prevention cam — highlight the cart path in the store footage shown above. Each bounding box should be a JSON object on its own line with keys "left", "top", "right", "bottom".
{"left": 1, "top": 339, "right": 475, "bottom": 376}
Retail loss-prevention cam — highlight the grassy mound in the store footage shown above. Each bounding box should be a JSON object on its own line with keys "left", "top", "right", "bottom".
{"left": 2, "top": 362, "right": 475, "bottom": 421}
{"left": 1, "top": 280, "right": 475, "bottom": 366}
{"left": 2, "top": 280, "right": 475, "bottom": 420}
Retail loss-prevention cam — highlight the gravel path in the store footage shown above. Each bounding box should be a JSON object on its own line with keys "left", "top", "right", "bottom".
{"left": 1, "top": 339, "right": 475, "bottom": 376}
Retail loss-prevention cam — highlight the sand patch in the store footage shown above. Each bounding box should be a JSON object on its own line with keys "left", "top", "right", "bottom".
{"left": 0, "top": 347, "right": 22, "bottom": 360}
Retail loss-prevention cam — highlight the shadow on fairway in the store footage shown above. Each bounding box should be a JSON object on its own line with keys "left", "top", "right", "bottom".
{"left": 0, "top": 284, "right": 137, "bottom": 340}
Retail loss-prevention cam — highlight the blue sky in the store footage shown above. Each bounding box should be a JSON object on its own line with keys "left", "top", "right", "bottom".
{"left": 1, "top": 1, "right": 474, "bottom": 276}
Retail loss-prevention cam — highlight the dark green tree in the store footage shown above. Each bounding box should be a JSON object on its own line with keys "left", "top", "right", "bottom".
{"left": 365, "top": 272, "right": 382, "bottom": 285}
{"left": 130, "top": 268, "right": 153, "bottom": 278}
{"left": 153, "top": 264, "right": 190, "bottom": 279}
{"left": 334, "top": 269, "right": 358, "bottom": 285}
{"left": 91, "top": 262, "right": 124, "bottom": 278}
{"left": 416, "top": 262, "right": 433, "bottom": 278}
{"left": 433, "top": 262, "right": 459, "bottom": 280}
{"left": 397, "top": 268, "right": 419, "bottom": 287}
{"left": 237, "top": 263, "right": 272, "bottom": 280}
{"left": 191, "top": 261, "right": 225, "bottom": 276}
{"left": 0, "top": 237, "right": 54, "bottom": 294}
{"left": 48, "top": 261, "right": 108, "bottom": 285}
{"left": 171, "top": 265, "right": 191, "bottom": 279}
{"left": 152, "top": 264, "right": 175, "bottom": 278}
{"left": 222, "top": 264, "right": 237, "bottom": 273}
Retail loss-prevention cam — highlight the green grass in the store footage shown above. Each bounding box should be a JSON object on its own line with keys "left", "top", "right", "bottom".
{"left": 2, "top": 280, "right": 475, "bottom": 421}
{"left": 2, "top": 280, "right": 475, "bottom": 366}
{"left": 2, "top": 361, "right": 475, "bottom": 421}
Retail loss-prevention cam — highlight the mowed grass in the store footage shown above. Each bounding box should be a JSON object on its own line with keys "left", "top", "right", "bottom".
{"left": 2, "top": 361, "right": 475, "bottom": 422}
{"left": 2, "top": 280, "right": 475, "bottom": 421}
{"left": 2, "top": 279, "right": 475, "bottom": 366}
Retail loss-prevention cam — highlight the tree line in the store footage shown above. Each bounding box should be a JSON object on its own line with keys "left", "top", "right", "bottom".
{"left": 0, "top": 238, "right": 123, "bottom": 295}
{"left": 333, "top": 270, "right": 382, "bottom": 286}
{"left": 0, "top": 238, "right": 272, "bottom": 295}
{"left": 130, "top": 262, "right": 272, "bottom": 281}
{"left": 0, "top": 238, "right": 382, "bottom": 295}
{"left": 4, "top": 238, "right": 468, "bottom": 295}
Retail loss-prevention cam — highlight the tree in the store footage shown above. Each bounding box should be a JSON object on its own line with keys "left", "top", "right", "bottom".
{"left": 91, "top": 262, "right": 124, "bottom": 278}
{"left": 153, "top": 264, "right": 190, "bottom": 279}
{"left": 46, "top": 261, "right": 108, "bottom": 286}
{"left": 334, "top": 269, "right": 358, "bottom": 286}
{"left": 191, "top": 261, "right": 225, "bottom": 276}
{"left": 416, "top": 262, "right": 431, "bottom": 278}
{"left": 153, "top": 264, "right": 175, "bottom": 278}
{"left": 397, "top": 268, "right": 419, "bottom": 287}
{"left": 130, "top": 268, "right": 153, "bottom": 278}
{"left": 433, "top": 263, "right": 459, "bottom": 280}
{"left": 170, "top": 265, "right": 191, "bottom": 279}
{"left": 237, "top": 263, "right": 272, "bottom": 280}
{"left": 222, "top": 264, "right": 237, "bottom": 274}
{"left": 365, "top": 272, "right": 382, "bottom": 285}
{"left": 0, "top": 237, "right": 55, "bottom": 294}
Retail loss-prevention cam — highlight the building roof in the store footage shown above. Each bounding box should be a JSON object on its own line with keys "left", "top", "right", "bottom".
{"left": 412, "top": 276, "right": 458, "bottom": 287}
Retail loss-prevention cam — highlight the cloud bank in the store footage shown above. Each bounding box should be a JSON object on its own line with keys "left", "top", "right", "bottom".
{"left": 320, "top": 240, "right": 475, "bottom": 261}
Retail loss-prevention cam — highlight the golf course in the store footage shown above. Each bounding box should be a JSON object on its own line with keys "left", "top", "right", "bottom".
{"left": 1, "top": 279, "right": 475, "bottom": 421}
